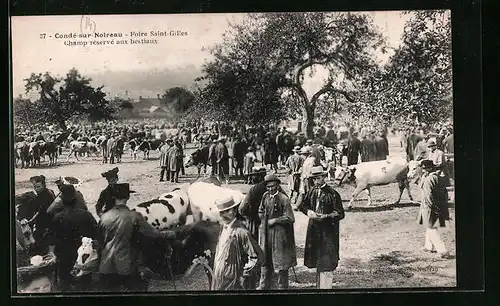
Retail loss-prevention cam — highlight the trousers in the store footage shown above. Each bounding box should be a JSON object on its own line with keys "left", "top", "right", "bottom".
{"left": 258, "top": 265, "right": 289, "bottom": 289}
{"left": 424, "top": 228, "right": 447, "bottom": 254}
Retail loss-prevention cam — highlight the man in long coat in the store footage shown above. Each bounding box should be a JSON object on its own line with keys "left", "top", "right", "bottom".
{"left": 360, "top": 135, "right": 374, "bottom": 162}
{"left": 159, "top": 140, "right": 172, "bottom": 182}
{"left": 211, "top": 196, "right": 264, "bottom": 290}
{"left": 298, "top": 166, "right": 345, "bottom": 289}
{"left": 232, "top": 135, "right": 247, "bottom": 177}
{"left": 208, "top": 139, "right": 218, "bottom": 176}
{"left": 168, "top": 140, "right": 182, "bottom": 183}
{"left": 347, "top": 132, "right": 361, "bottom": 165}
{"left": 285, "top": 146, "right": 304, "bottom": 206}
{"left": 373, "top": 130, "right": 389, "bottom": 161}
{"left": 257, "top": 175, "right": 297, "bottom": 290}
{"left": 263, "top": 132, "right": 279, "bottom": 174}
{"left": 417, "top": 160, "right": 451, "bottom": 259}
{"left": 215, "top": 137, "right": 230, "bottom": 184}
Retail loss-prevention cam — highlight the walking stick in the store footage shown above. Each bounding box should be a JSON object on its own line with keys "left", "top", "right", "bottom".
{"left": 292, "top": 266, "right": 299, "bottom": 283}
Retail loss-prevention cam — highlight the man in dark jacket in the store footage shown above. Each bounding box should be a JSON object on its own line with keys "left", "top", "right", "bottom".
{"left": 23, "top": 175, "right": 56, "bottom": 255}
{"left": 48, "top": 184, "right": 100, "bottom": 291}
{"left": 373, "top": 130, "right": 389, "bottom": 161}
{"left": 232, "top": 135, "right": 247, "bottom": 177}
{"left": 96, "top": 167, "right": 119, "bottom": 218}
{"left": 347, "top": 132, "right": 361, "bottom": 165}
{"left": 215, "top": 137, "right": 230, "bottom": 184}
{"left": 298, "top": 166, "right": 345, "bottom": 289}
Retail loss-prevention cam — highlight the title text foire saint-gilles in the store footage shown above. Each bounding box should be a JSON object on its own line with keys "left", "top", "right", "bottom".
{"left": 53, "top": 31, "right": 187, "bottom": 39}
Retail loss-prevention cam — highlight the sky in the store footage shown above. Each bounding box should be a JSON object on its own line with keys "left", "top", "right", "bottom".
{"left": 10, "top": 11, "right": 413, "bottom": 99}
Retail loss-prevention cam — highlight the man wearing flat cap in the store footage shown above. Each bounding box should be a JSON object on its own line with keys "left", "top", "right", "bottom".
{"left": 256, "top": 174, "right": 296, "bottom": 290}
{"left": 425, "top": 139, "right": 445, "bottom": 175}
{"left": 298, "top": 166, "right": 345, "bottom": 289}
{"left": 98, "top": 183, "right": 177, "bottom": 292}
{"left": 417, "top": 160, "right": 452, "bottom": 259}
{"left": 211, "top": 196, "right": 264, "bottom": 290}
{"left": 96, "top": 167, "right": 119, "bottom": 218}
{"left": 25, "top": 175, "right": 56, "bottom": 254}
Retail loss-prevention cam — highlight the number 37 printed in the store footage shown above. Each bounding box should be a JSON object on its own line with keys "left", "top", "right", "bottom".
{"left": 39, "top": 33, "right": 46, "bottom": 39}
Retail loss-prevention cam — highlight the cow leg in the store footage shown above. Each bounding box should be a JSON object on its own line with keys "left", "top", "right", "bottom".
{"left": 347, "top": 186, "right": 366, "bottom": 209}
{"left": 365, "top": 187, "right": 373, "bottom": 206}
{"left": 395, "top": 179, "right": 408, "bottom": 205}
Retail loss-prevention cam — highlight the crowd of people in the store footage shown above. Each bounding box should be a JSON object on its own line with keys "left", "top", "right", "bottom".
{"left": 14, "top": 118, "right": 454, "bottom": 292}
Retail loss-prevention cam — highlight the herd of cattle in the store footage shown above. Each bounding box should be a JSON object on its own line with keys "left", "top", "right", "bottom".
{"left": 13, "top": 131, "right": 174, "bottom": 168}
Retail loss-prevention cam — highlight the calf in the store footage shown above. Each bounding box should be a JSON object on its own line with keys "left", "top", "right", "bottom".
{"left": 132, "top": 187, "right": 190, "bottom": 231}
{"left": 28, "top": 142, "right": 41, "bottom": 167}
{"left": 39, "top": 141, "right": 58, "bottom": 166}
{"left": 18, "top": 219, "right": 36, "bottom": 250}
{"left": 184, "top": 147, "right": 209, "bottom": 179}
{"left": 67, "top": 141, "right": 98, "bottom": 161}
{"left": 135, "top": 140, "right": 152, "bottom": 160}
{"left": 333, "top": 157, "right": 414, "bottom": 209}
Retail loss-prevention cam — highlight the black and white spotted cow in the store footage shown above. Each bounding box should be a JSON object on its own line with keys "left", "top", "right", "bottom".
{"left": 132, "top": 187, "right": 190, "bottom": 230}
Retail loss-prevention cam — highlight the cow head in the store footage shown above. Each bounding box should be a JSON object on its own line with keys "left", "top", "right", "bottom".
{"left": 332, "top": 165, "right": 356, "bottom": 186}
{"left": 407, "top": 160, "right": 423, "bottom": 179}
{"left": 19, "top": 219, "right": 36, "bottom": 249}
{"left": 76, "top": 237, "right": 97, "bottom": 266}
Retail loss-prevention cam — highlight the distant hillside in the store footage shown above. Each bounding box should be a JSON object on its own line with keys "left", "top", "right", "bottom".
{"left": 87, "top": 65, "right": 201, "bottom": 100}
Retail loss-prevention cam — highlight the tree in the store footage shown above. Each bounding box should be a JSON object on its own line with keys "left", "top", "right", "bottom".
{"left": 24, "top": 68, "right": 116, "bottom": 130}
{"left": 196, "top": 12, "right": 383, "bottom": 137}
{"left": 13, "top": 96, "right": 43, "bottom": 129}
{"left": 364, "top": 10, "right": 452, "bottom": 127}
{"left": 160, "top": 87, "right": 195, "bottom": 113}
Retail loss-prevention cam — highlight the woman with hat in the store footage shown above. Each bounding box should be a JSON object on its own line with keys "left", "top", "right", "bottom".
{"left": 256, "top": 174, "right": 296, "bottom": 290}
{"left": 98, "top": 183, "right": 177, "bottom": 292}
{"left": 48, "top": 184, "right": 100, "bottom": 291}
{"left": 285, "top": 146, "right": 304, "bottom": 206}
{"left": 211, "top": 196, "right": 264, "bottom": 290}
{"left": 417, "top": 160, "right": 452, "bottom": 259}
{"left": 96, "top": 167, "right": 119, "bottom": 217}
{"left": 298, "top": 166, "right": 345, "bottom": 289}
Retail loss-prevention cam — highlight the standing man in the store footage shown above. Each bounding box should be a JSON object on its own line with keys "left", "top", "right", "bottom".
{"left": 47, "top": 177, "right": 87, "bottom": 217}
{"left": 285, "top": 146, "right": 304, "bottom": 206}
{"left": 276, "top": 127, "right": 288, "bottom": 167}
{"left": 98, "top": 183, "right": 177, "bottom": 292}
{"left": 96, "top": 167, "right": 119, "bottom": 218}
{"left": 232, "top": 135, "right": 247, "bottom": 178}
{"left": 167, "top": 139, "right": 182, "bottom": 183}
{"left": 215, "top": 137, "right": 230, "bottom": 184}
{"left": 373, "top": 130, "right": 389, "bottom": 161}
{"left": 211, "top": 196, "right": 264, "bottom": 290}
{"left": 158, "top": 139, "right": 172, "bottom": 182}
{"left": 294, "top": 146, "right": 316, "bottom": 210}
{"left": 24, "top": 175, "right": 56, "bottom": 254}
{"left": 298, "top": 166, "right": 345, "bottom": 289}
{"left": 417, "top": 160, "right": 452, "bottom": 259}
{"left": 257, "top": 175, "right": 297, "bottom": 290}
{"left": 264, "top": 132, "right": 279, "bottom": 174}
{"left": 426, "top": 140, "right": 445, "bottom": 173}
{"left": 346, "top": 132, "right": 361, "bottom": 165}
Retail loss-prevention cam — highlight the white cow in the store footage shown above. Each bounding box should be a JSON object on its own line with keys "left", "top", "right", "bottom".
{"left": 66, "top": 141, "right": 99, "bottom": 161}
{"left": 333, "top": 157, "right": 415, "bottom": 209}
{"left": 186, "top": 182, "right": 245, "bottom": 223}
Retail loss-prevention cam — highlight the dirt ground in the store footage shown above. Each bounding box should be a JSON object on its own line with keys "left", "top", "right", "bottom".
{"left": 14, "top": 134, "right": 456, "bottom": 290}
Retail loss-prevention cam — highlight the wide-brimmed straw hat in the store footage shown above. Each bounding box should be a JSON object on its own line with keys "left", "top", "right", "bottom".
{"left": 300, "top": 147, "right": 312, "bottom": 155}
{"left": 309, "top": 166, "right": 327, "bottom": 178}
{"left": 215, "top": 196, "right": 239, "bottom": 212}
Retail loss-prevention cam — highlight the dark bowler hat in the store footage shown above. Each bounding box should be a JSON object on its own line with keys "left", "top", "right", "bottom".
{"left": 215, "top": 196, "right": 239, "bottom": 212}
{"left": 264, "top": 174, "right": 281, "bottom": 184}
{"left": 112, "top": 183, "right": 136, "bottom": 200}
{"left": 101, "top": 167, "right": 119, "bottom": 179}
{"left": 29, "top": 175, "right": 46, "bottom": 184}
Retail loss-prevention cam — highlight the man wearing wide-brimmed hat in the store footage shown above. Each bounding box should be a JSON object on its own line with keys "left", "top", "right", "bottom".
{"left": 298, "top": 166, "right": 345, "bottom": 289}
{"left": 294, "top": 146, "right": 317, "bottom": 210}
{"left": 256, "top": 174, "right": 296, "bottom": 290}
{"left": 211, "top": 196, "right": 263, "bottom": 290}
{"left": 284, "top": 146, "right": 304, "bottom": 206}
{"left": 96, "top": 167, "right": 119, "bottom": 217}
{"left": 417, "top": 160, "right": 452, "bottom": 259}
{"left": 425, "top": 139, "right": 445, "bottom": 174}
{"left": 48, "top": 184, "right": 99, "bottom": 291}
{"left": 99, "top": 183, "right": 177, "bottom": 292}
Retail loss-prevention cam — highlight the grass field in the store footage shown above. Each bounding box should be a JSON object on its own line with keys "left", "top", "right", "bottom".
{"left": 13, "top": 134, "right": 456, "bottom": 291}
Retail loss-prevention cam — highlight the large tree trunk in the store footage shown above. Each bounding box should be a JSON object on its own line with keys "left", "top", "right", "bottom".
{"left": 303, "top": 105, "right": 315, "bottom": 139}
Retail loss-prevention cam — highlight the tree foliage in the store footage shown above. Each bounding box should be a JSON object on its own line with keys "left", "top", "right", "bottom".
{"left": 361, "top": 10, "right": 452, "bottom": 127}
{"left": 161, "top": 87, "right": 195, "bottom": 113}
{"left": 194, "top": 12, "right": 383, "bottom": 136}
{"left": 13, "top": 96, "right": 43, "bottom": 129}
{"left": 23, "top": 68, "right": 116, "bottom": 130}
